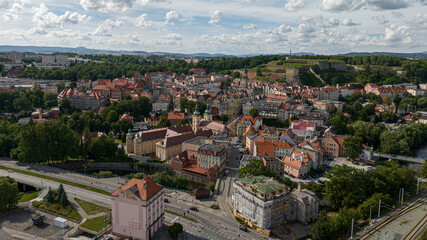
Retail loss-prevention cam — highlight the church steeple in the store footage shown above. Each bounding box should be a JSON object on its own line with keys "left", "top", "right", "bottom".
{"left": 192, "top": 104, "right": 202, "bottom": 133}
{"left": 204, "top": 104, "right": 212, "bottom": 121}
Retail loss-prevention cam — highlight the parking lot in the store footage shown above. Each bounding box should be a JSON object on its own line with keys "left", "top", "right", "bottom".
{"left": 0, "top": 208, "right": 68, "bottom": 240}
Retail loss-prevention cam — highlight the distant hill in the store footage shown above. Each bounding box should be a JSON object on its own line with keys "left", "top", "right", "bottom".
{"left": 0, "top": 45, "right": 426, "bottom": 59}
{"left": 336, "top": 52, "right": 427, "bottom": 59}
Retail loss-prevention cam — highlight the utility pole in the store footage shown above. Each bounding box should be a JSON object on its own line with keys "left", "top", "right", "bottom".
{"left": 369, "top": 205, "right": 374, "bottom": 225}
{"left": 350, "top": 218, "right": 354, "bottom": 239}
{"left": 417, "top": 178, "right": 420, "bottom": 194}
{"left": 378, "top": 199, "right": 381, "bottom": 218}
{"left": 401, "top": 188, "right": 404, "bottom": 205}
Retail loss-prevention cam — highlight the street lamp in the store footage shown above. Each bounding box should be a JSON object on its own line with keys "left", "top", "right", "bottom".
{"left": 369, "top": 205, "right": 374, "bottom": 225}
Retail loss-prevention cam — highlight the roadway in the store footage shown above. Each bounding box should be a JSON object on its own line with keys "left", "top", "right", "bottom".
{"left": 0, "top": 154, "right": 268, "bottom": 240}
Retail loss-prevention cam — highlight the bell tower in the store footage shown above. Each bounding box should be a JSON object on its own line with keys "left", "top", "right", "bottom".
{"left": 192, "top": 105, "right": 202, "bottom": 133}
{"left": 204, "top": 104, "right": 213, "bottom": 122}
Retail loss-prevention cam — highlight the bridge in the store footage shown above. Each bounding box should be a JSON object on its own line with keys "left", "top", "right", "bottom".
{"left": 373, "top": 153, "right": 425, "bottom": 164}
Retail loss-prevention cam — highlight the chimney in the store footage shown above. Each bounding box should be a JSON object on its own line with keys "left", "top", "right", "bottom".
{"left": 298, "top": 182, "right": 301, "bottom": 192}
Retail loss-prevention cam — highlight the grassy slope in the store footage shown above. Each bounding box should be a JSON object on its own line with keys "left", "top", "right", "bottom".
{"left": 74, "top": 198, "right": 110, "bottom": 215}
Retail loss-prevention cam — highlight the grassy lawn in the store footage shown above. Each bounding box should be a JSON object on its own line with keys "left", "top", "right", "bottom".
{"left": 0, "top": 166, "right": 110, "bottom": 195}
{"left": 80, "top": 216, "right": 111, "bottom": 232}
{"left": 75, "top": 198, "right": 110, "bottom": 215}
{"left": 18, "top": 190, "right": 42, "bottom": 203}
{"left": 165, "top": 209, "right": 198, "bottom": 223}
{"left": 32, "top": 201, "right": 82, "bottom": 222}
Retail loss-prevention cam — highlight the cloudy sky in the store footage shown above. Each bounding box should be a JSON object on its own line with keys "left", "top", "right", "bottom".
{"left": 1, "top": 0, "right": 426, "bottom": 55}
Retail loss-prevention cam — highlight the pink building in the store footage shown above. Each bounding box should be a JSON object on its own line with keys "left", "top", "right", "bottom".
{"left": 111, "top": 178, "right": 164, "bottom": 240}
{"left": 245, "top": 135, "right": 266, "bottom": 155}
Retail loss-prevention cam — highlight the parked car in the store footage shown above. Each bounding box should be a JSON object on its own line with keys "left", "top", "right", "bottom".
{"left": 239, "top": 226, "right": 248, "bottom": 232}
{"left": 189, "top": 207, "right": 198, "bottom": 211}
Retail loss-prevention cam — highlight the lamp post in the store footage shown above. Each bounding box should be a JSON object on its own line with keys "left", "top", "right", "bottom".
{"left": 369, "top": 205, "right": 374, "bottom": 225}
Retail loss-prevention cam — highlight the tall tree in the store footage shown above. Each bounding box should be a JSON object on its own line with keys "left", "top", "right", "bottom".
{"left": 249, "top": 108, "right": 259, "bottom": 118}
{"left": 343, "top": 135, "right": 363, "bottom": 159}
{"left": 0, "top": 177, "right": 19, "bottom": 212}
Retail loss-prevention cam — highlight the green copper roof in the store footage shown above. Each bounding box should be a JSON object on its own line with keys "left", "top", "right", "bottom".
{"left": 205, "top": 104, "right": 211, "bottom": 115}
{"left": 241, "top": 175, "right": 285, "bottom": 195}
{"left": 193, "top": 104, "right": 201, "bottom": 116}
{"left": 127, "top": 128, "right": 132, "bottom": 135}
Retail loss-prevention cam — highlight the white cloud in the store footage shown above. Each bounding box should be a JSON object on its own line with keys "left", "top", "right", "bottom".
{"left": 164, "top": 10, "right": 178, "bottom": 25}
{"left": 208, "top": 10, "right": 221, "bottom": 24}
{"left": 322, "top": 0, "right": 416, "bottom": 12}
{"left": 322, "top": 0, "right": 365, "bottom": 12}
{"left": 278, "top": 24, "right": 292, "bottom": 33}
{"left": 342, "top": 18, "right": 360, "bottom": 26}
{"left": 285, "top": 0, "right": 305, "bottom": 12}
{"left": 135, "top": 13, "right": 151, "bottom": 28}
{"left": 94, "top": 19, "right": 124, "bottom": 35}
{"left": 164, "top": 33, "right": 182, "bottom": 40}
{"left": 140, "top": 0, "right": 165, "bottom": 4}
{"left": 32, "top": 3, "right": 90, "bottom": 29}
{"left": 80, "top": 0, "right": 136, "bottom": 12}
{"left": 373, "top": 15, "right": 390, "bottom": 25}
{"left": 0, "top": 0, "right": 11, "bottom": 9}
{"left": 384, "top": 24, "right": 409, "bottom": 42}
{"left": 243, "top": 24, "right": 257, "bottom": 30}
{"left": 3, "top": 12, "right": 20, "bottom": 23}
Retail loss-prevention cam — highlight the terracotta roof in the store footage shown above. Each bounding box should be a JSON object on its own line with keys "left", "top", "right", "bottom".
{"left": 365, "top": 83, "right": 378, "bottom": 88}
{"left": 376, "top": 87, "right": 407, "bottom": 93}
{"left": 283, "top": 156, "right": 304, "bottom": 170}
{"left": 120, "top": 113, "right": 134, "bottom": 121}
{"left": 168, "top": 112, "right": 185, "bottom": 120}
{"left": 255, "top": 142, "right": 275, "bottom": 156}
{"left": 111, "top": 177, "right": 163, "bottom": 200}
{"left": 273, "top": 141, "right": 293, "bottom": 149}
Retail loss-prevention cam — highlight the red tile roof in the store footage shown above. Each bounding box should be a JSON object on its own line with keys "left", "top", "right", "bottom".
{"left": 111, "top": 177, "right": 163, "bottom": 200}
{"left": 168, "top": 112, "right": 185, "bottom": 120}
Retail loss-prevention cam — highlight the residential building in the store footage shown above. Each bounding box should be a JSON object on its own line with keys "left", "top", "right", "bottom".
{"left": 254, "top": 142, "right": 275, "bottom": 157}
{"left": 111, "top": 177, "right": 164, "bottom": 240}
{"left": 197, "top": 144, "right": 227, "bottom": 172}
{"left": 168, "top": 112, "right": 185, "bottom": 125}
{"left": 373, "top": 87, "right": 407, "bottom": 98}
{"left": 57, "top": 87, "right": 107, "bottom": 110}
{"left": 287, "top": 184, "right": 319, "bottom": 224}
{"left": 322, "top": 132, "right": 345, "bottom": 157}
{"left": 273, "top": 141, "right": 294, "bottom": 159}
{"left": 364, "top": 83, "right": 378, "bottom": 93}
{"left": 262, "top": 156, "right": 284, "bottom": 176}
{"left": 171, "top": 150, "right": 219, "bottom": 183}
{"left": 283, "top": 151, "right": 311, "bottom": 178}
{"left": 232, "top": 175, "right": 289, "bottom": 235}
{"left": 236, "top": 115, "right": 263, "bottom": 136}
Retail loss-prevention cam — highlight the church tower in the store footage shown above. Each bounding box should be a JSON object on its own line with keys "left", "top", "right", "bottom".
{"left": 192, "top": 104, "right": 202, "bottom": 133}
{"left": 241, "top": 66, "right": 248, "bottom": 89}
{"left": 204, "top": 104, "right": 213, "bottom": 122}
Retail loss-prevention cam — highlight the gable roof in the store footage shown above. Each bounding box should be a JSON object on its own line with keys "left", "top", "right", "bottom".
{"left": 111, "top": 177, "right": 163, "bottom": 201}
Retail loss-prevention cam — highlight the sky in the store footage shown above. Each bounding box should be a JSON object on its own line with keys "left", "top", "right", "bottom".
{"left": 0, "top": 0, "right": 426, "bottom": 55}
